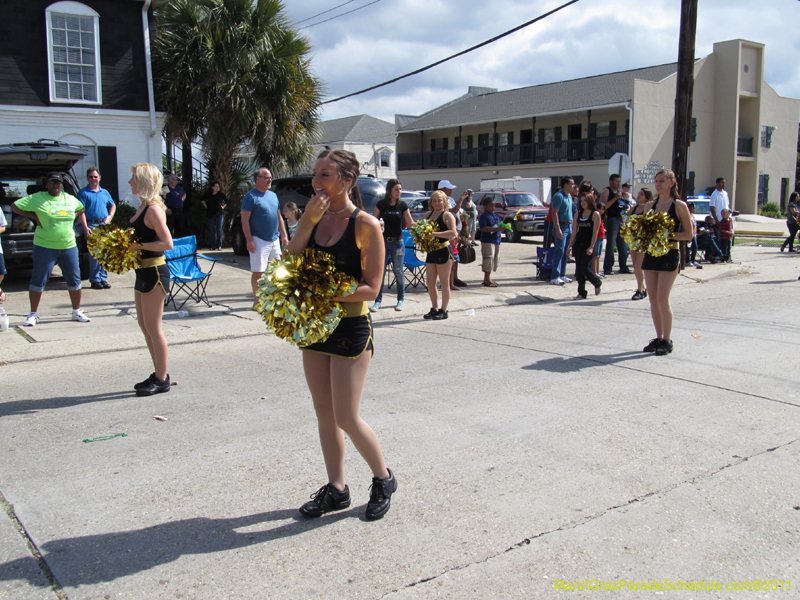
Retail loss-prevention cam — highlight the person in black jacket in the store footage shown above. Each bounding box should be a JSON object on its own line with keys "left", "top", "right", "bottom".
{"left": 201, "top": 182, "right": 227, "bottom": 250}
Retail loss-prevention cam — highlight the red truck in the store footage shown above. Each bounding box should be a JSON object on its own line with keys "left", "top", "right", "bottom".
{"left": 474, "top": 189, "right": 549, "bottom": 243}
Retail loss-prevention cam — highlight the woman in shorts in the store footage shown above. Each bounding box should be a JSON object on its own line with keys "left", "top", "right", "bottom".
{"left": 128, "top": 163, "right": 173, "bottom": 396}
{"left": 286, "top": 149, "right": 396, "bottom": 521}
{"left": 641, "top": 170, "right": 693, "bottom": 356}
{"left": 422, "top": 190, "right": 457, "bottom": 320}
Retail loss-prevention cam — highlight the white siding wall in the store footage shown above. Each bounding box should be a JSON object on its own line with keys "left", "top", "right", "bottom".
{"left": 0, "top": 105, "right": 165, "bottom": 206}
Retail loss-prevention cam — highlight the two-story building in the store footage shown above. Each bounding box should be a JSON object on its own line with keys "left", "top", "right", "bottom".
{"left": 0, "top": 0, "right": 165, "bottom": 203}
{"left": 312, "top": 114, "right": 396, "bottom": 180}
{"left": 395, "top": 39, "right": 799, "bottom": 213}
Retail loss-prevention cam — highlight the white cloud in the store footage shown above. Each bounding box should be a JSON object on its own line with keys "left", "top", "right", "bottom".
{"left": 287, "top": 0, "right": 800, "bottom": 123}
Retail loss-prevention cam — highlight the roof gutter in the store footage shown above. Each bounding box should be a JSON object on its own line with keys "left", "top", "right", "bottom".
{"left": 397, "top": 102, "right": 632, "bottom": 134}
{"left": 142, "top": 0, "right": 158, "bottom": 163}
{"left": 626, "top": 102, "right": 633, "bottom": 165}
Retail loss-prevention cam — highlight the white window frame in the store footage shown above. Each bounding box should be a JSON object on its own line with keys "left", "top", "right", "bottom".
{"left": 46, "top": 2, "right": 102, "bottom": 105}
{"left": 378, "top": 148, "right": 392, "bottom": 168}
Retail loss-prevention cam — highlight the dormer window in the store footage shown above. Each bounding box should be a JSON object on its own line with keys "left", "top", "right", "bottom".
{"left": 46, "top": 2, "right": 102, "bottom": 104}
{"left": 379, "top": 149, "right": 392, "bottom": 168}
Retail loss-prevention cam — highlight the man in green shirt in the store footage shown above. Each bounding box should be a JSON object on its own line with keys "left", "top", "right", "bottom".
{"left": 11, "top": 172, "right": 91, "bottom": 326}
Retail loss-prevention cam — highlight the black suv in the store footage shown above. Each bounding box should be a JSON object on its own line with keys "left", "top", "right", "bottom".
{"left": 0, "top": 140, "right": 91, "bottom": 278}
{"left": 230, "top": 175, "right": 388, "bottom": 255}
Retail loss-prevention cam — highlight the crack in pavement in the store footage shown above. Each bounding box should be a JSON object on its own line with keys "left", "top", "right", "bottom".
{"left": 0, "top": 489, "right": 68, "bottom": 600}
{"left": 380, "top": 437, "right": 800, "bottom": 598}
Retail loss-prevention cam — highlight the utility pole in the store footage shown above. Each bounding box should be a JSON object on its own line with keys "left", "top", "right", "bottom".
{"left": 671, "top": 0, "right": 698, "bottom": 199}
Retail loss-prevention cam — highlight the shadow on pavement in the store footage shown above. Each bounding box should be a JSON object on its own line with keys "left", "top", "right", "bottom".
{"left": 0, "top": 508, "right": 358, "bottom": 588}
{"left": 522, "top": 351, "right": 653, "bottom": 373}
{"left": 0, "top": 391, "right": 136, "bottom": 417}
{"left": 748, "top": 280, "right": 798, "bottom": 285}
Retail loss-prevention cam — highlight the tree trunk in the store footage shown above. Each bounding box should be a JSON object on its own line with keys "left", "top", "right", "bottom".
{"left": 212, "top": 146, "right": 235, "bottom": 200}
{"left": 182, "top": 140, "right": 193, "bottom": 201}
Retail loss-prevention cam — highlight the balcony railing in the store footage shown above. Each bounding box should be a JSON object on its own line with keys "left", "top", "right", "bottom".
{"left": 737, "top": 136, "right": 754, "bottom": 157}
{"left": 398, "top": 135, "right": 629, "bottom": 171}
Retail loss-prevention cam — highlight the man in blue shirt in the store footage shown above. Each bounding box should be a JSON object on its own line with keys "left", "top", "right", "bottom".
{"left": 78, "top": 167, "right": 116, "bottom": 289}
{"left": 241, "top": 168, "right": 288, "bottom": 301}
{"left": 161, "top": 173, "right": 186, "bottom": 237}
{"left": 550, "top": 176, "right": 575, "bottom": 285}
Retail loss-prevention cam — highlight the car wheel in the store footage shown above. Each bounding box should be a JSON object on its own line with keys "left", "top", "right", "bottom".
{"left": 232, "top": 228, "right": 248, "bottom": 256}
{"left": 504, "top": 222, "right": 521, "bottom": 243}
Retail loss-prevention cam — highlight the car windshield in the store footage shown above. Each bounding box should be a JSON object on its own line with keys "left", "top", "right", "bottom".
{"left": 505, "top": 193, "right": 542, "bottom": 207}
{"left": 1, "top": 179, "right": 39, "bottom": 233}
{"left": 691, "top": 199, "right": 711, "bottom": 214}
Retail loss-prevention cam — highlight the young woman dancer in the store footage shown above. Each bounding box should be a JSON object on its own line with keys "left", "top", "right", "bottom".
{"left": 567, "top": 193, "right": 602, "bottom": 299}
{"left": 641, "top": 170, "right": 693, "bottom": 356}
{"left": 630, "top": 188, "right": 652, "bottom": 300}
{"left": 128, "top": 163, "right": 173, "bottom": 395}
{"left": 372, "top": 178, "right": 413, "bottom": 311}
{"left": 422, "top": 190, "right": 457, "bottom": 320}
{"left": 286, "top": 149, "right": 396, "bottom": 521}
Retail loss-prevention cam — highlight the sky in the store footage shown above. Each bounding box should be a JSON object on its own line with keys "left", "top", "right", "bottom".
{"left": 282, "top": 0, "right": 800, "bottom": 125}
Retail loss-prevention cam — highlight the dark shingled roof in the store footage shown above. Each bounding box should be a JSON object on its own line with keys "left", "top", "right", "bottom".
{"left": 397, "top": 63, "right": 679, "bottom": 131}
{"left": 318, "top": 114, "right": 395, "bottom": 144}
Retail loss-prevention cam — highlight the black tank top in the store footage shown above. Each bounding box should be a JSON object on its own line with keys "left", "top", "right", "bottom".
{"left": 307, "top": 208, "right": 363, "bottom": 280}
{"left": 605, "top": 187, "right": 623, "bottom": 218}
{"left": 632, "top": 202, "right": 648, "bottom": 216}
{"left": 574, "top": 211, "right": 595, "bottom": 245}
{"left": 653, "top": 199, "right": 683, "bottom": 233}
{"left": 425, "top": 210, "right": 448, "bottom": 234}
{"left": 131, "top": 204, "right": 164, "bottom": 259}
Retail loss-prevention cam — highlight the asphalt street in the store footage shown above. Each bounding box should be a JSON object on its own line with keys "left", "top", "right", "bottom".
{"left": 0, "top": 241, "right": 799, "bottom": 599}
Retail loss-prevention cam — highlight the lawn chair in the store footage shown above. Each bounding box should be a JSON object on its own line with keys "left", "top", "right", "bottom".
{"left": 535, "top": 246, "right": 554, "bottom": 281}
{"left": 163, "top": 236, "right": 221, "bottom": 311}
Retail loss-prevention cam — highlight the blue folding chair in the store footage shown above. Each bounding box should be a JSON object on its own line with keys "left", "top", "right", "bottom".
{"left": 396, "top": 230, "right": 427, "bottom": 290}
{"left": 163, "top": 236, "right": 221, "bottom": 310}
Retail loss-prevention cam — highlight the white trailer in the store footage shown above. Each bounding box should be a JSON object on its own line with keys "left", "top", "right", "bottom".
{"left": 479, "top": 177, "right": 552, "bottom": 203}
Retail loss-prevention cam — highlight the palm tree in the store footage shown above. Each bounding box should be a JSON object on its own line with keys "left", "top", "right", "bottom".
{"left": 154, "top": 0, "right": 322, "bottom": 196}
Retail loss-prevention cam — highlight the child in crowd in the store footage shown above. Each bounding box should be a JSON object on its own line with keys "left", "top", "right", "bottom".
{"left": 282, "top": 202, "right": 301, "bottom": 240}
{"left": 478, "top": 197, "right": 502, "bottom": 287}
{"left": 593, "top": 195, "right": 606, "bottom": 278}
{"left": 697, "top": 216, "right": 724, "bottom": 263}
{"left": 718, "top": 208, "right": 735, "bottom": 262}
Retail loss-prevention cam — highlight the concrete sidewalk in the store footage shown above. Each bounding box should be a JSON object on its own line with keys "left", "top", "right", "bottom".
{"left": 1, "top": 242, "right": 799, "bottom": 599}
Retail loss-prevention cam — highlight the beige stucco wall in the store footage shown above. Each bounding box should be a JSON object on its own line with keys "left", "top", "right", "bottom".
{"left": 758, "top": 84, "right": 800, "bottom": 207}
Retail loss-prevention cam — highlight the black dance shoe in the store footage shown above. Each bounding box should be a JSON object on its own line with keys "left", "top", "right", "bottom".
{"left": 655, "top": 339, "right": 673, "bottom": 356}
{"left": 432, "top": 309, "right": 448, "bottom": 320}
{"left": 136, "top": 375, "right": 171, "bottom": 396}
{"left": 643, "top": 338, "right": 661, "bottom": 353}
{"left": 299, "top": 483, "right": 351, "bottom": 518}
{"left": 134, "top": 373, "right": 155, "bottom": 390}
{"left": 423, "top": 308, "right": 438, "bottom": 320}
{"left": 366, "top": 469, "right": 397, "bottom": 521}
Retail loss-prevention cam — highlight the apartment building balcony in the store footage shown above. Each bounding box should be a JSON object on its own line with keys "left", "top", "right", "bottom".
{"left": 398, "top": 135, "right": 628, "bottom": 171}
{"left": 737, "top": 136, "right": 754, "bottom": 156}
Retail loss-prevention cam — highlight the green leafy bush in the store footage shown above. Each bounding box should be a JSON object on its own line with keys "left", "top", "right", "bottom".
{"left": 760, "top": 202, "right": 781, "bottom": 219}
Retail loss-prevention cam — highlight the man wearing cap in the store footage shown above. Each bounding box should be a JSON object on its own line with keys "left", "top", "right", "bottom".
{"left": 11, "top": 172, "right": 91, "bottom": 326}
{"left": 438, "top": 179, "right": 469, "bottom": 288}
{"left": 161, "top": 173, "right": 186, "bottom": 237}
{"left": 78, "top": 166, "right": 116, "bottom": 289}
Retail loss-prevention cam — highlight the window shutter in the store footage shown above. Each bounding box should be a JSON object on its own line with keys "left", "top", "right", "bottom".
{"left": 609, "top": 121, "right": 617, "bottom": 137}
{"left": 507, "top": 132, "right": 514, "bottom": 147}
{"left": 97, "top": 146, "right": 119, "bottom": 201}
{"left": 588, "top": 123, "right": 597, "bottom": 139}
{"left": 442, "top": 138, "right": 448, "bottom": 151}
{"left": 766, "top": 128, "right": 772, "bottom": 148}
{"left": 691, "top": 118, "right": 697, "bottom": 142}
{"left": 554, "top": 127, "right": 562, "bottom": 142}
{"left": 538, "top": 128, "right": 545, "bottom": 143}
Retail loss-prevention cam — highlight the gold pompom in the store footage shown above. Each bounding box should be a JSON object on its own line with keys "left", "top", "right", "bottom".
{"left": 255, "top": 248, "right": 358, "bottom": 346}
{"left": 87, "top": 224, "right": 141, "bottom": 274}
{"left": 621, "top": 210, "right": 675, "bottom": 257}
{"left": 410, "top": 219, "right": 449, "bottom": 253}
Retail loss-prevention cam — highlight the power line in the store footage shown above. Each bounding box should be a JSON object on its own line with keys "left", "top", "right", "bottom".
{"left": 300, "top": 0, "right": 385, "bottom": 30}
{"left": 294, "top": 0, "right": 359, "bottom": 26}
{"left": 322, "top": 0, "right": 581, "bottom": 104}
